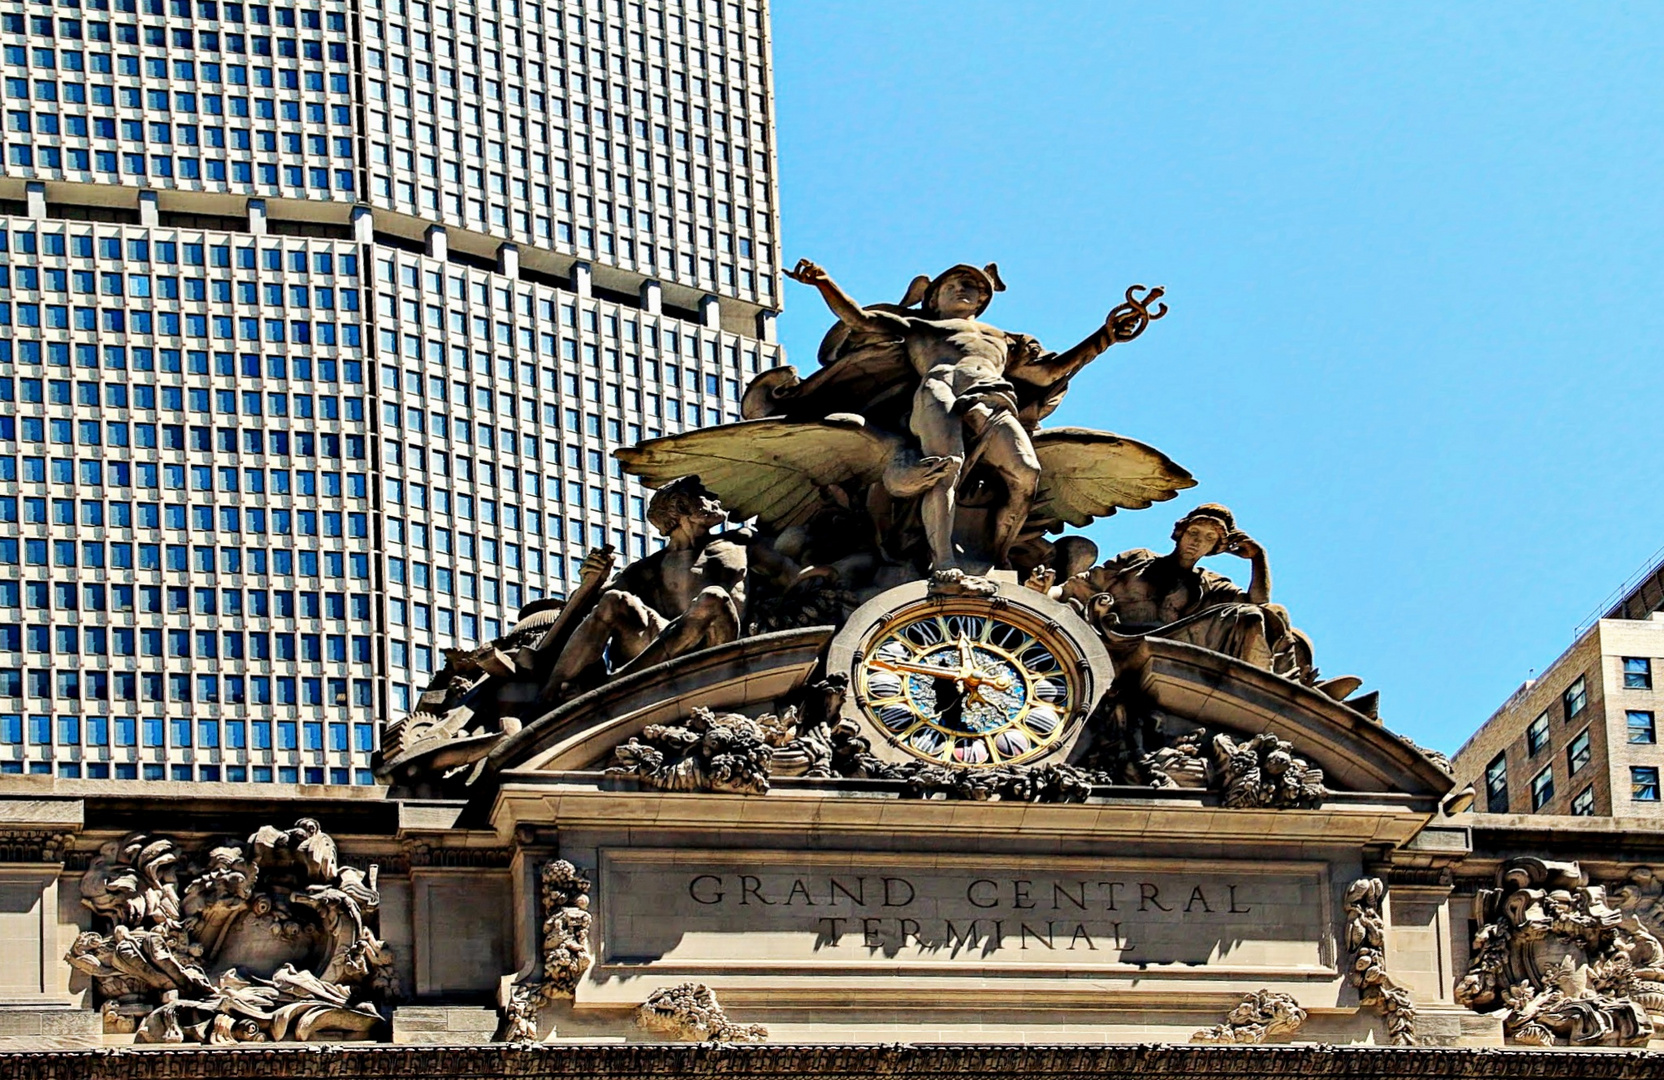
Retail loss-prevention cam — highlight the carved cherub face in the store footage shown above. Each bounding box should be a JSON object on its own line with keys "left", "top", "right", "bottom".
{"left": 930, "top": 272, "right": 990, "bottom": 320}
{"left": 1176, "top": 521, "right": 1228, "bottom": 564}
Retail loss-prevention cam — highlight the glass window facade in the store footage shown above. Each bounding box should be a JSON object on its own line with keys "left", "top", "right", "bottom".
{"left": 1565, "top": 729, "right": 1590, "bottom": 776}
{"left": 0, "top": 0, "right": 783, "bottom": 782}
{"left": 1562, "top": 676, "right": 1587, "bottom": 721}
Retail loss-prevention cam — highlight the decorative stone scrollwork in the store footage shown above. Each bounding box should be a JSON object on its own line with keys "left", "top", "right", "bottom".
{"left": 540, "top": 861, "right": 595, "bottom": 997}
{"left": 498, "top": 860, "right": 594, "bottom": 1042}
{"left": 607, "top": 706, "right": 800, "bottom": 795}
{"left": 607, "top": 683, "right": 1109, "bottom": 804}
{"left": 1135, "top": 731, "right": 1212, "bottom": 790}
{"left": 636, "top": 982, "right": 767, "bottom": 1043}
{"left": 1189, "top": 990, "right": 1307, "bottom": 1044}
{"left": 64, "top": 820, "right": 393, "bottom": 1044}
{"left": 1344, "top": 878, "right": 1417, "bottom": 1045}
{"left": 1456, "top": 857, "right": 1654, "bottom": 1047}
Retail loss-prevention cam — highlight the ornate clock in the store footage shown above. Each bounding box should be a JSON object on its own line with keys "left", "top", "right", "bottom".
{"left": 827, "top": 582, "right": 1113, "bottom": 769}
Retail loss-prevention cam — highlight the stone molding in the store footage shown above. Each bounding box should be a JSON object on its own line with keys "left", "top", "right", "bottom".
{"left": 0, "top": 829, "right": 75, "bottom": 863}
{"left": 1, "top": 1042, "right": 1656, "bottom": 1078}
{"left": 1127, "top": 639, "right": 1453, "bottom": 800}
{"left": 493, "top": 628, "right": 832, "bottom": 777}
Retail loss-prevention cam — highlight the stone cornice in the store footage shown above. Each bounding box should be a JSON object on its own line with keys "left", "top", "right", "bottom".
{"left": 0, "top": 828, "right": 75, "bottom": 864}
{"left": 490, "top": 776, "right": 1436, "bottom": 848}
{"left": 2, "top": 1042, "right": 1661, "bottom": 1079}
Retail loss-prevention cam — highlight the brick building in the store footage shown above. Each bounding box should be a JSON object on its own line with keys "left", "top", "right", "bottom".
{"left": 1453, "top": 558, "right": 1664, "bottom": 818}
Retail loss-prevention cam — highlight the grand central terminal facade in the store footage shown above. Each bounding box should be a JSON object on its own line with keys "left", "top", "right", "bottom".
{"left": 4, "top": 265, "right": 1663, "bottom": 1078}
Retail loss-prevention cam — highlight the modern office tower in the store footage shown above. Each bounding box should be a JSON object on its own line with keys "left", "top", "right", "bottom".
{"left": 1453, "top": 554, "right": 1664, "bottom": 818}
{"left": 0, "top": 0, "right": 782, "bottom": 783}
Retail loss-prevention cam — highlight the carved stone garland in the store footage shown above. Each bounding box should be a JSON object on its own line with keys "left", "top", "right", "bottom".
{"left": 1189, "top": 990, "right": 1307, "bottom": 1044}
{"left": 65, "top": 820, "right": 393, "bottom": 1044}
{"left": 607, "top": 676, "right": 1327, "bottom": 807}
{"left": 607, "top": 706, "right": 800, "bottom": 796}
{"left": 637, "top": 982, "right": 767, "bottom": 1043}
{"left": 1211, "top": 733, "right": 1324, "bottom": 810}
{"left": 1343, "top": 878, "right": 1417, "bottom": 1045}
{"left": 499, "top": 860, "right": 593, "bottom": 1041}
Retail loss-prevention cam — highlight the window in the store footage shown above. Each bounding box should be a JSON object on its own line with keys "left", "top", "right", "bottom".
{"left": 1567, "top": 729, "right": 1591, "bottom": 776}
{"left": 1530, "top": 766, "right": 1554, "bottom": 811}
{"left": 1572, "top": 786, "right": 1595, "bottom": 816}
{"left": 1563, "top": 676, "right": 1587, "bottom": 721}
{"left": 1526, "top": 711, "right": 1550, "bottom": 755}
{"left": 1633, "top": 766, "right": 1660, "bottom": 802}
{"left": 1625, "top": 657, "right": 1653, "bottom": 690}
{"left": 1630, "top": 711, "right": 1657, "bottom": 745}
{"left": 1485, "top": 752, "right": 1508, "bottom": 813}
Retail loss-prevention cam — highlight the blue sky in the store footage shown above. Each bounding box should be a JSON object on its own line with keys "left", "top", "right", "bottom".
{"left": 768, "top": 3, "right": 1664, "bottom": 753}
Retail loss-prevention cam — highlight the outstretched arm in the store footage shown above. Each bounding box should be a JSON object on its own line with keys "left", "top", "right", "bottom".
{"left": 785, "top": 259, "right": 898, "bottom": 335}
{"left": 1019, "top": 323, "right": 1118, "bottom": 385}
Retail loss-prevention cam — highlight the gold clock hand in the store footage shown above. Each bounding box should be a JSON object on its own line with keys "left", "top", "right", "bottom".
{"left": 872, "top": 656, "right": 967, "bottom": 681}
{"left": 874, "top": 648, "right": 1015, "bottom": 691}
{"left": 956, "top": 634, "right": 1016, "bottom": 691}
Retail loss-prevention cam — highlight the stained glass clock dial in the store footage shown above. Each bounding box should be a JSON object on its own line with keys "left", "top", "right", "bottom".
{"left": 853, "top": 601, "right": 1083, "bottom": 768}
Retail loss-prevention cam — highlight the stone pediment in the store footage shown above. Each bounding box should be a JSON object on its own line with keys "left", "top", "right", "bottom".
{"left": 1122, "top": 638, "right": 1453, "bottom": 801}
{"left": 488, "top": 627, "right": 834, "bottom": 777}
{"left": 472, "top": 580, "right": 1451, "bottom": 812}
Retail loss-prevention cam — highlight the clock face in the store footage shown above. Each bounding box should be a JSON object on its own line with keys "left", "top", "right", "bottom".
{"left": 854, "top": 601, "right": 1082, "bottom": 768}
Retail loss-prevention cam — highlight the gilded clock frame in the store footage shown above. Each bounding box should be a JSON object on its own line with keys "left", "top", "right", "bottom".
{"left": 824, "top": 579, "right": 1115, "bottom": 771}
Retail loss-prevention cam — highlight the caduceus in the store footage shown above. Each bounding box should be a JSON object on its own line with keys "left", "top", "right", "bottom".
{"left": 1105, "top": 284, "right": 1168, "bottom": 345}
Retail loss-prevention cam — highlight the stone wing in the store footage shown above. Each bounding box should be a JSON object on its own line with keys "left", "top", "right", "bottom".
{"left": 1030, "top": 428, "right": 1197, "bottom": 531}
{"left": 615, "top": 416, "right": 897, "bottom": 530}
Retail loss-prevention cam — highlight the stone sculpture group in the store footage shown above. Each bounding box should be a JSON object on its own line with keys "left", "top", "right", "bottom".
{"left": 383, "top": 261, "right": 1370, "bottom": 794}
{"left": 66, "top": 820, "right": 393, "bottom": 1043}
